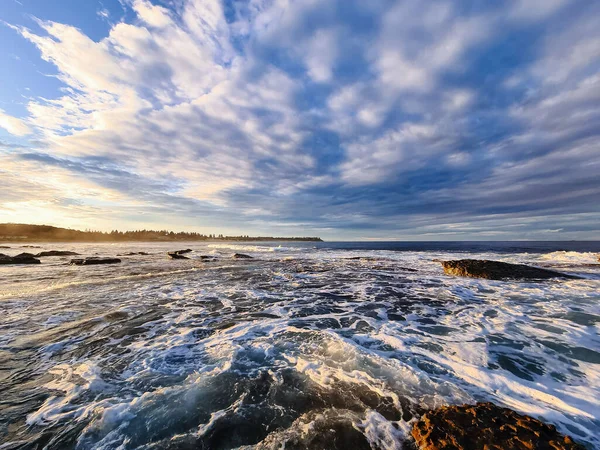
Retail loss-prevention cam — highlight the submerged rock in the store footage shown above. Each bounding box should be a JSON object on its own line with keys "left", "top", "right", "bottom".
{"left": 412, "top": 402, "right": 583, "bottom": 450}
{"left": 439, "top": 259, "right": 580, "bottom": 280}
{"left": 36, "top": 250, "right": 80, "bottom": 257}
{"left": 0, "top": 245, "right": 10, "bottom": 249}
{"left": 0, "top": 253, "right": 41, "bottom": 265}
{"left": 118, "top": 252, "right": 149, "bottom": 256}
{"left": 70, "top": 257, "right": 121, "bottom": 265}
{"left": 233, "top": 253, "right": 253, "bottom": 259}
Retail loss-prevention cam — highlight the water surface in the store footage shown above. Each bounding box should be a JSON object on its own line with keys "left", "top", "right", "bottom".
{"left": 1, "top": 241, "right": 599, "bottom": 449}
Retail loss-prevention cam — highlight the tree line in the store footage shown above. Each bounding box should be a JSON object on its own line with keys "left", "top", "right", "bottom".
{"left": 0, "top": 224, "right": 322, "bottom": 242}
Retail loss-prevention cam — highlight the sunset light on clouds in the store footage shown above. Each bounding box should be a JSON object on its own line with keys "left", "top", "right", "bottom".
{"left": 1, "top": 0, "right": 599, "bottom": 239}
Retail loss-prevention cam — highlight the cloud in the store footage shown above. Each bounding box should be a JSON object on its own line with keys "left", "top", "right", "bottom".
{"left": 0, "top": 110, "right": 32, "bottom": 136}
{"left": 2, "top": 0, "right": 599, "bottom": 238}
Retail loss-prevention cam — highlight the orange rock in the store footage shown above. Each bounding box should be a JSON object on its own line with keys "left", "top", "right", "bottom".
{"left": 411, "top": 402, "right": 584, "bottom": 450}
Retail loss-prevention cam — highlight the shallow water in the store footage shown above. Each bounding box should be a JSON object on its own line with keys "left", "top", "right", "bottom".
{"left": 1, "top": 242, "right": 599, "bottom": 449}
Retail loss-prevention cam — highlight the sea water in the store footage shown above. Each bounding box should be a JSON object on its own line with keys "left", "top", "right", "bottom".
{"left": 0, "top": 241, "right": 599, "bottom": 449}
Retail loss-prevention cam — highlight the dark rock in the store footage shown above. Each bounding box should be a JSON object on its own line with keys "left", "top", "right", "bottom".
{"left": 167, "top": 252, "right": 189, "bottom": 260}
{"left": 200, "top": 255, "right": 217, "bottom": 261}
{"left": 70, "top": 257, "right": 121, "bottom": 265}
{"left": 412, "top": 402, "right": 584, "bottom": 450}
{"left": 21, "top": 245, "right": 41, "bottom": 248}
{"left": 117, "top": 252, "right": 149, "bottom": 256}
{"left": 36, "top": 250, "right": 80, "bottom": 257}
{"left": 0, "top": 253, "right": 41, "bottom": 265}
{"left": 14, "top": 252, "right": 36, "bottom": 259}
{"left": 346, "top": 256, "right": 381, "bottom": 261}
{"left": 0, "top": 246, "right": 10, "bottom": 249}
{"left": 233, "top": 253, "right": 253, "bottom": 259}
{"left": 172, "top": 249, "right": 192, "bottom": 254}
{"left": 439, "top": 259, "right": 581, "bottom": 280}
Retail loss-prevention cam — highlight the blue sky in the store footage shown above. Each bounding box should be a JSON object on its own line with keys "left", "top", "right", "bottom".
{"left": 0, "top": 0, "right": 599, "bottom": 240}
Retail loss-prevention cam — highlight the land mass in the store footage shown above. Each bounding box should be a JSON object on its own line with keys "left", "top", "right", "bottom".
{"left": 0, "top": 224, "right": 323, "bottom": 243}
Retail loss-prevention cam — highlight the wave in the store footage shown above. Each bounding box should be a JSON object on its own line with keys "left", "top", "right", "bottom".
{"left": 0, "top": 267, "right": 200, "bottom": 299}
{"left": 207, "top": 243, "right": 305, "bottom": 253}
{"left": 539, "top": 251, "right": 599, "bottom": 264}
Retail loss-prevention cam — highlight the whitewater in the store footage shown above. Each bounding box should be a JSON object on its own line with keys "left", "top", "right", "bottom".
{"left": 0, "top": 241, "right": 599, "bottom": 449}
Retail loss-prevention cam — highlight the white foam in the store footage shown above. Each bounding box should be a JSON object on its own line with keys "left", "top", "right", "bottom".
{"left": 3, "top": 242, "right": 600, "bottom": 448}
{"left": 539, "top": 251, "right": 599, "bottom": 264}
{"left": 207, "top": 243, "right": 301, "bottom": 253}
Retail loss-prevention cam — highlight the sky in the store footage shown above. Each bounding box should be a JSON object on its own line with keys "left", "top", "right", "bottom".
{"left": 0, "top": 0, "right": 599, "bottom": 240}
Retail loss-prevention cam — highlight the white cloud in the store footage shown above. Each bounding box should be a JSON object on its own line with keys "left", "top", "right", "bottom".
{"left": 510, "top": 0, "right": 571, "bottom": 21}
{"left": 0, "top": 110, "right": 31, "bottom": 136}
{"left": 340, "top": 123, "right": 442, "bottom": 185}
{"left": 373, "top": 1, "right": 489, "bottom": 95}
{"left": 305, "top": 28, "right": 338, "bottom": 83}
{"left": 443, "top": 89, "right": 474, "bottom": 112}
{"left": 132, "top": 0, "right": 172, "bottom": 28}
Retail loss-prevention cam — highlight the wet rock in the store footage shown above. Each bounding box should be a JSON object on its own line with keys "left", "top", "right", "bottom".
{"left": 21, "top": 245, "right": 41, "bottom": 248}
{"left": 200, "top": 255, "right": 217, "bottom": 261}
{"left": 411, "top": 402, "right": 584, "bottom": 450}
{"left": 117, "top": 252, "right": 149, "bottom": 256}
{"left": 70, "top": 257, "right": 121, "bottom": 265}
{"left": 36, "top": 250, "right": 80, "bottom": 257}
{"left": 233, "top": 253, "right": 253, "bottom": 259}
{"left": 167, "top": 249, "right": 193, "bottom": 259}
{"left": 439, "top": 259, "right": 581, "bottom": 280}
{"left": 167, "top": 252, "right": 189, "bottom": 260}
{"left": 346, "top": 256, "right": 382, "bottom": 261}
{"left": 0, "top": 246, "right": 10, "bottom": 249}
{"left": 14, "top": 252, "right": 36, "bottom": 258}
{"left": 0, "top": 253, "right": 41, "bottom": 265}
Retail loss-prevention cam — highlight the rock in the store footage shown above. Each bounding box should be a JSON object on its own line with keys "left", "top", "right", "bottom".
{"left": 167, "top": 249, "right": 193, "bottom": 259}
{"left": 200, "top": 255, "right": 217, "bottom": 261}
{"left": 439, "top": 259, "right": 581, "bottom": 280}
{"left": 233, "top": 253, "right": 253, "bottom": 259}
{"left": 411, "top": 402, "right": 584, "bottom": 450}
{"left": 0, "top": 253, "right": 41, "bottom": 265}
{"left": 117, "top": 252, "right": 149, "bottom": 256}
{"left": 0, "top": 246, "right": 10, "bottom": 249}
{"left": 36, "top": 250, "right": 80, "bottom": 257}
{"left": 167, "top": 252, "right": 189, "bottom": 260}
{"left": 21, "top": 245, "right": 41, "bottom": 248}
{"left": 14, "top": 252, "right": 36, "bottom": 258}
{"left": 70, "top": 257, "right": 121, "bottom": 265}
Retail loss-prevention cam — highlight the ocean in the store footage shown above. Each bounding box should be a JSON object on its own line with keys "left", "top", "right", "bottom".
{"left": 1, "top": 241, "right": 599, "bottom": 449}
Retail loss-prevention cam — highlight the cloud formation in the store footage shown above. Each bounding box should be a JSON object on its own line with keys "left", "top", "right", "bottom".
{"left": 1, "top": 0, "right": 599, "bottom": 238}
{"left": 0, "top": 109, "right": 31, "bottom": 136}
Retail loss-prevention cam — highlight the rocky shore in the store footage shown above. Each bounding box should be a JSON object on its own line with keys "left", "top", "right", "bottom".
{"left": 412, "top": 402, "right": 584, "bottom": 449}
